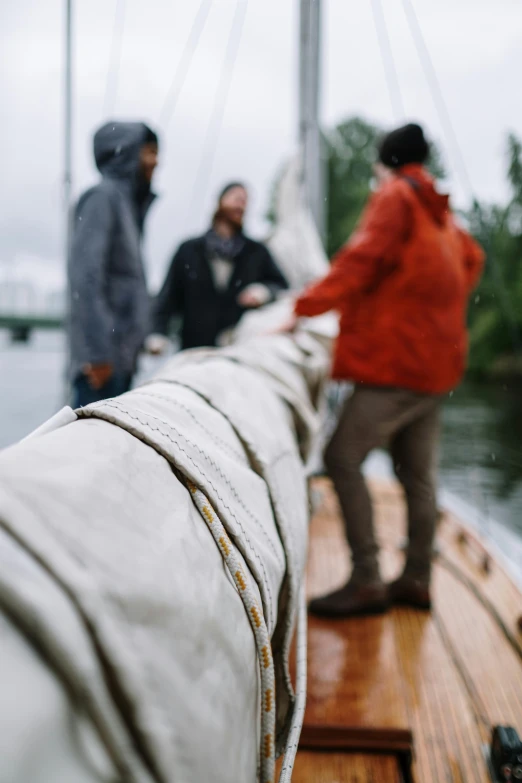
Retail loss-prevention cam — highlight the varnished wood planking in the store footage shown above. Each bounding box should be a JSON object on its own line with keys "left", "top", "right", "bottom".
{"left": 298, "top": 478, "right": 522, "bottom": 783}
{"left": 438, "top": 510, "right": 522, "bottom": 649}
{"left": 304, "top": 483, "right": 412, "bottom": 752}
{"left": 372, "top": 479, "right": 522, "bottom": 765}
{"left": 373, "top": 482, "right": 519, "bottom": 781}
{"left": 303, "top": 614, "right": 411, "bottom": 746}
{"left": 433, "top": 560, "right": 522, "bottom": 734}
{"left": 393, "top": 608, "right": 488, "bottom": 782}
{"left": 289, "top": 752, "right": 402, "bottom": 782}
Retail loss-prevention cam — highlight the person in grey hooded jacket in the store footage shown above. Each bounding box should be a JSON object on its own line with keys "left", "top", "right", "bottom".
{"left": 68, "top": 121, "right": 159, "bottom": 407}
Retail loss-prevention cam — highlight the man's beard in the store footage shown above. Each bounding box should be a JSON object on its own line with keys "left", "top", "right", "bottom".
{"left": 213, "top": 206, "right": 244, "bottom": 231}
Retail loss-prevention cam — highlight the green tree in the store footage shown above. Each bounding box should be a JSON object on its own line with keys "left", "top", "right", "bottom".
{"left": 466, "top": 133, "right": 522, "bottom": 375}
{"left": 325, "top": 117, "right": 380, "bottom": 256}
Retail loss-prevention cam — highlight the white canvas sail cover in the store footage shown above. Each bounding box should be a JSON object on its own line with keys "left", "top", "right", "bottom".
{"left": 0, "top": 322, "right": 333, "bottom": 783}
{"left": 265, "top": 156, "right": 329, "bottom": 291}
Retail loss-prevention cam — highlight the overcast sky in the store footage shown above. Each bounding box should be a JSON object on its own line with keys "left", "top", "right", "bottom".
{"left": 2, "top": 0, "right": 522, "bottom": 293}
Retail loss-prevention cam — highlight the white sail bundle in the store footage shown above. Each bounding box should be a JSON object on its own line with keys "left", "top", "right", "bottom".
{"left": 0, "top": 318, "right": 334, "bottom": 783}
{"left": 265, "top": 156, "right": 329, "bottom": 291}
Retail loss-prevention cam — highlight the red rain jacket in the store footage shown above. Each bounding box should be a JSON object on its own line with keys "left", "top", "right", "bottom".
{"left": 295, "top": 164, "right": 484, "bottom": 394}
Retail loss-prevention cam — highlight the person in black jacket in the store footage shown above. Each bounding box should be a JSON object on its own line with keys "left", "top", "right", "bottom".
{"left": 150, "top": 182, "right": 288, "bottom": 350}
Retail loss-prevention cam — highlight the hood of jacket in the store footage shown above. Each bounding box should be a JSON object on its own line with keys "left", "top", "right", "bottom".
{"left": 93, "top": 121, "right": 156, "bottom": 182}
{"left": 398, "top": 163, "right": 449, "bottom": 226}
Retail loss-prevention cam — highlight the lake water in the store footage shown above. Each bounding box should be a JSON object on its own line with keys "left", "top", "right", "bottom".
{"left": 0, "top": 330, "right": 163, "bottom": 445}
{"left": 1, "top": 330, "right": 521, "bottom": 576}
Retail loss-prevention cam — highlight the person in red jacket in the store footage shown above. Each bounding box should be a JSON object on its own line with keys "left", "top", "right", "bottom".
{"left": 295, "top": 123, "right": 484, "bottom": 616}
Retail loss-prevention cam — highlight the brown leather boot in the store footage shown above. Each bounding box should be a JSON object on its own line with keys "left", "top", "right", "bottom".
{"left": 308, "top": 580, "right": 389, "bottom": 618}
{"left": 388, "top": 575, "right": 431, "bottom": 610}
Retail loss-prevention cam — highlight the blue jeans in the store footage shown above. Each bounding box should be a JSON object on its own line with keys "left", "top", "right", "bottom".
{"left": 72, "top": 373, "right": 132, "bottom": 409}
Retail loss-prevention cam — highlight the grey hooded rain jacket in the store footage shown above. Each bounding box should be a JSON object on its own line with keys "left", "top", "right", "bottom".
{"left": 68, "top": 122, "right": 157, "bottom": 381}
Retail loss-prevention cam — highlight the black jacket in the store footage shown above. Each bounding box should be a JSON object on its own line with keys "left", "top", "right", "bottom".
{"left": 154, "top": 235, "right": 288, "bottom": 349}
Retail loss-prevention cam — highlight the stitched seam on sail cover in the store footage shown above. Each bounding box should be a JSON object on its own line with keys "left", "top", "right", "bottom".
{"left": 130, "top": 390, "right": 247, "bottom": 464}
{"left": 96, "top": 400, "right": 285, "bottom": 571}
{"left": 80, "top": 402, "right": 276, "bottom": 624}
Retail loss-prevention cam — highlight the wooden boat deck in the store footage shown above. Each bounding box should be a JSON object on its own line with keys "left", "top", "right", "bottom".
{"left": 290, "top": 478, "right": 522, "bottom": 782}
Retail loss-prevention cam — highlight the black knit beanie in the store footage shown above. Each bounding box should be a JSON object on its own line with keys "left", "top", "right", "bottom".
{"left": 378, "top": 123, "right": 429, "bottom": 168}
{"left": 218, "top": 182, "right": 247, "bottom": 201}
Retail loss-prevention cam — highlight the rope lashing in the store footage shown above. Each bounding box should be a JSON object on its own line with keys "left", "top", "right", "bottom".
{"left": 187, "top": 480, "right": 277, "bottom": 783}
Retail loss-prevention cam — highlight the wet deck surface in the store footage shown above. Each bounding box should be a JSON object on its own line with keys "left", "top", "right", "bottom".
{"left": 291, "top": 751, "right": 402, "bottom": 782}
{"left": 291, "top": 478, "right": 522, "bottom": 782}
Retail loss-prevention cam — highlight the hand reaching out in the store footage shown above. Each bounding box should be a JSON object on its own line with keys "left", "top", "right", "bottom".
{"left": 144, "top": 334, "right": 172, "bottom": 356}
{"left": 237, "top": 283, "right": 271, "bottom": 309}
{"left": 83, "top": 363, "right": 113, "bottom": 390}
{"left": 268, "top": 313, "right": 298, "bottom": 335}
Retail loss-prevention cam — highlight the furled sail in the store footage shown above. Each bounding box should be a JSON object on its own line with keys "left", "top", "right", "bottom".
{"left": 0, "top": 319, "right": 334, "bottom": 783}
{"left": 265, "top": 156, "right": 329, "bottom": 291}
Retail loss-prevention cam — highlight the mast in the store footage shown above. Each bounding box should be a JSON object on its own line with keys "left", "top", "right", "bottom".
{"left": 62, "top": 0, "right": 73, "bottom": 402}
{"left": 299, "top": 0, "right": 325, "bottom": 242}
{"left": 64, "top": 0, "right": 73, "bottom": 259}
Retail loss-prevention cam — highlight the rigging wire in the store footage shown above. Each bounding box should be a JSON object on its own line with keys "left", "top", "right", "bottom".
{"left": 102, "top": 0, "right": 127, "bottom": 119}
{"left": 370, "top": 0, "right": 405, "bottom": 122}
{"left": 401, "top": 0, "right": 521, "bottom": 354}
{"left": 401, "top": 0, "right": 473, "bottom": 197}
{"left": 157, "top": 0, "right": 213, "bottom": 131}
{"left": 185, "top": 0, "right": 249, "bottom": 223}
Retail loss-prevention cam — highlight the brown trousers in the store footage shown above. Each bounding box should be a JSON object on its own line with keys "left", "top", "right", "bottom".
{"left": 324, "top": 385, "right": 440, "bottom": 586}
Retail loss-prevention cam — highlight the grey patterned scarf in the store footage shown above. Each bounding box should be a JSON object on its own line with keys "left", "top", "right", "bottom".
{"left": 205, "top": 228, "right": 246, "bottom": 263}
